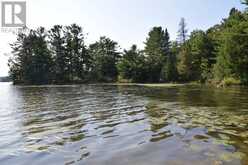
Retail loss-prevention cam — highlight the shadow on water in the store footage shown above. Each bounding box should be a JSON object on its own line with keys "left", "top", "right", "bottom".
{"left": 0, "top": 83, "right": 248, "bottom": 165}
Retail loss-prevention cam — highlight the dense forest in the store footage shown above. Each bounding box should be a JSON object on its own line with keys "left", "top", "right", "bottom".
{"left": 8, "top": 1, "right": 248, "bottom": 85}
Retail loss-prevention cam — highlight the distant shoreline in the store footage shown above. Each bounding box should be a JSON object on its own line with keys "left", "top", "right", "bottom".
{"left": 0, "top": 76, "right": 11, "bottom": 82}
{"left": 8, "top": 82, "right": 246, "bottom": 88}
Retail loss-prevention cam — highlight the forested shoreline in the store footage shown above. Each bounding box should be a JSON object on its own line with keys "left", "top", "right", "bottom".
{"left": 8, "top": 1, "right": 248, "bottom": 85}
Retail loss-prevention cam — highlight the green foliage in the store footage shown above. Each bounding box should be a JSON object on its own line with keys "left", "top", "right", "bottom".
{"left": 49, "top": 25, "right": 68, "bottom": 82}
{"left": 177, "top": 42, "right": 193, "bottom": 81}
{"left": 189, "top": 30, "right": 215, "bottom": 82}
{"left": 214, "top": 8, "right": 248, "bottom": 84}
{"left": 64, "top": 24, "right": 88, "bottom": 82}
{"left": 160, "top": 53, "right": 178, "bottom": 82}
{"left": 144, "top": 27, "right": 170, "bottom": 82}
{"left": 8, "top": 2, "right": 248, "bottom": 86}
{"left": 9, "top": 27, "right": 53, "bottom": 84}
{"left": 9, "top": 27, "right": 118, "bottom": 84}
{"left": 89, "top": 37, "right": 120, "bottom": 82}
{"left": 221, "top": 77, "right": 241, "bottom": 86}
{"left": 117, "top": 45, "right": 148, "bottom": 82}
{"left": 241, "top": 0, "right": 248, "bottom": 6}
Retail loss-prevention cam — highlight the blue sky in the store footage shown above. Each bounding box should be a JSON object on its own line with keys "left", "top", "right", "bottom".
{"left": 0, "top": 0, "right": 246, "bottom": 76}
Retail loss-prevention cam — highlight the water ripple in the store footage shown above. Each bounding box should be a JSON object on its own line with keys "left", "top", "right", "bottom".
{"left": 0, "top": 84, "right": 248, "bottom": 165}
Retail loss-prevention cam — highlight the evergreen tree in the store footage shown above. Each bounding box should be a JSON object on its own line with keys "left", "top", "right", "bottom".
{"left": 49, "top": 25, "right": 68, "bottom": 82}
{"left": 161, "top": 53, "right": 178, "bottom": 82}
{"left": 177, "top": 18, "right": 188, "bottom": 44}
{"left": 241, "top": 0, "right": 248, "bottom": 6}
{"left": 214, "top": 8, "right": 248, "bottom": 84}
{"left": 162, "top": 29, "right": 170, "bottom": 57}
{"left": 8, "top": 0, "right": 248, "bottom": 86}
{"left": 160, "top": 33, "right": 179, "bottom": 82}
{"left": 144, "top": 27, "right": 170, "bottom": 82}
{"left": 188, "top": 30, "right": 214, "bottom": 81}
{"left": 9, "top": 27, "right": 53, "bottom": 84}
{"left": 64, "top": 24, "right": 87, "bottom": 82}
{"left": 177, "top": 42, "right": 193, "bottom": 81}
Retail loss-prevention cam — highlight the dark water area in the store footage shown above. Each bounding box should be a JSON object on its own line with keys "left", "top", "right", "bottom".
{"left": 0, "top": 82, "right": 248, "bottom": 165}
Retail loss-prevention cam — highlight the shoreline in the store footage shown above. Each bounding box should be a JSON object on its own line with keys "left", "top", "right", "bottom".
{"left": 3, "top": 81, "right": 194, "bottom": 87}
{"left": 4, "top": 81, "right": 246, "bottom": 88}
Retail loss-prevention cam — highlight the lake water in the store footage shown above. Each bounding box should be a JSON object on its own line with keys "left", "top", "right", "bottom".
{"left": 0, "top": 82, "right": 248, "bottom": 165}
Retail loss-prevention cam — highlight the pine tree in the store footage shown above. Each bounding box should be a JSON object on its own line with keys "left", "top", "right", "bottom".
{"left": 144, "top": 27, "right": 170, "bottom": 82}
{"left": 177, "top": 18, "right": 188, "bottom": 44}
{"left": 161, "top": 53, "right": 178, "bottom": 82}
{"left": 9, "top": 27, "right": 53, "bottom": 84}
{"left": 49, "top": 25, "right": 67, "bottom": 82}
{"left": 64, "top": 24, "right": 86, "bottom": 82}
{"left": 177, "top": 42, "right": 193, "bottom": 81}
{"left": 241, "top": 0, "right": 248, "bottom": 5}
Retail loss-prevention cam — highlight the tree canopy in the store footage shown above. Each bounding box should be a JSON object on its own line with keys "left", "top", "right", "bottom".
{"left": 8, "top": 1, "right": 248, "bottom": 85}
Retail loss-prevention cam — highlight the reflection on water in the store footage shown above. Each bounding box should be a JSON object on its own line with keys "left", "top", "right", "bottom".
{"left": 0, "top": 82, "right": 248, "bottom": 165}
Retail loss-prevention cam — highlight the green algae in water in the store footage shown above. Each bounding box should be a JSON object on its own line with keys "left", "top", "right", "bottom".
{"left": 70, "top": 134, "right": 85, "bottom": 142}
{"left": 1, "top": 84, "right": 248, "bottom": 164}
{"left": 194, "top": 135, "right": 209, "bottom": 140}
{"left": 220, "top": 152, "right": 246, "bottom": 162}
{"left": 189, "top": 144, "right": 202, "bottom": 152}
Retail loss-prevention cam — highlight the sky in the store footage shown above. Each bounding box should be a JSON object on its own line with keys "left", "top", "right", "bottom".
{"left": 0, "top": 0, "right": 246, "bottom": 76}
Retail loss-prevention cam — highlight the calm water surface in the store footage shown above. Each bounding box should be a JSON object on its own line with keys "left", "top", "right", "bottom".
{"left": 0, "top": 82, "right": 248, "bottom": 165}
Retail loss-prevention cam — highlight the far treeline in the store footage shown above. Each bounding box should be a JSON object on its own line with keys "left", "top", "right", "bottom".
{"left": 0, "top": 76, "right": 11, "bottom": 82}
{"left": 9, "top": 1, "right": 248, "bottom": 85}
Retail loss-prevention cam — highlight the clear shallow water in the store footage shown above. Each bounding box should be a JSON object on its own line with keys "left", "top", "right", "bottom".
{"left": 0, "top": 82, "right": 248, "bottom": 165}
